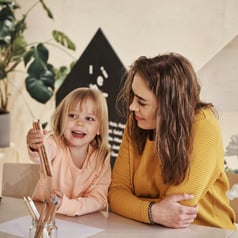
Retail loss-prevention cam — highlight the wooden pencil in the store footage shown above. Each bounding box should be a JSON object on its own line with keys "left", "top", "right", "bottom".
{"left": 33, "top": 119, "right": 52, "bottom": 177}
{"left": 34, "top": 201, "right": 47, "bottom": 238}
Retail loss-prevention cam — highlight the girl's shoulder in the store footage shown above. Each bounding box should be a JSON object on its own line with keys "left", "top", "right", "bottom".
{"left": 44, "top": 133, "right": 63, "bottom": 153}
{"left": 45, "top": 133, "right": 56, "bottom": 144}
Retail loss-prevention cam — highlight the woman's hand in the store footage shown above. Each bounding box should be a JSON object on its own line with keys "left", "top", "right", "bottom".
{"left": 151, "top": 193, "right": 198, "bottom": 228}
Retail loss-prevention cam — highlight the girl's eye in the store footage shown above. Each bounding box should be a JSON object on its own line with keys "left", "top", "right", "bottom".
{"left": 68, "top": 113, "right": 77, "bottom": 119}
{"left": 86, "top": 116, "right": 95, "bottom": 121}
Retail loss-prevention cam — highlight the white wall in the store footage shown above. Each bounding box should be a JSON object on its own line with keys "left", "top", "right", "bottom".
{"left": 19, "top": 0, "right": 238, "bottom": 68}
{"left": 3, "top": 0, "right": 238, "bottom": 169}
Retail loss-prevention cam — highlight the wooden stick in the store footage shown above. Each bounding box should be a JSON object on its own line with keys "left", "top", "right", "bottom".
{"left": 50, "top": 197, "right": 58, "bottom": 222}
{"left": 27, "top": 196, "right": 40, "bottom": 220}
{"left": 33, "top": 119, "right": 52, "bottom": 177}
{"left": 50, "top": 204, "right": 58, "bottom": 222}
{"left": 23, "top": 197, "right": 38, "bottom": 222}
{"left": 44, "top": 203, "right": 54, "bottom": 222}
{"left": 34, "top": 202, "right": 47, "bottom": 238}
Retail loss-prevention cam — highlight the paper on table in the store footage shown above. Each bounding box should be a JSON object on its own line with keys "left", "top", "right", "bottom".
{"left": 0, "top": 215, "right": 103, "bottom": 238}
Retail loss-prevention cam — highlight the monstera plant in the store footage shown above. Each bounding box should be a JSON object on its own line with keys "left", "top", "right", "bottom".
{"left": 0, "top": 0, "right": 75, "bottom": 146}
{"left": 0, "top": 0, "right": 75, "bottom": 113}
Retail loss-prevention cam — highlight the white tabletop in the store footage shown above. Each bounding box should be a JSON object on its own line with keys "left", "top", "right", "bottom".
{"left": 0, "top": 196, "right": 237, "bottom": 238}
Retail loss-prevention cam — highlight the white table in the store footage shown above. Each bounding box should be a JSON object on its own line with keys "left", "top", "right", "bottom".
{"left": 0, "top": 196, "right": 237, "bottom": 238}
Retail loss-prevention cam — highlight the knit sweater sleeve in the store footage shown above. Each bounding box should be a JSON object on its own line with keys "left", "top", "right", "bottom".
{"left": 109, "top": 125, "right": 151, "bottom": 223}
{"left": 109, "top": 109, "right": 225, "bottom": 223}
{"left": 165, "top": 109, "right": 225, "bottom": 206}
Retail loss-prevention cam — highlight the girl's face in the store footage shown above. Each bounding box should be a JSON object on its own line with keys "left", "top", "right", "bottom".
{"left": 129, "top": 73, "right": 158, "bottom": 130}
{"left": 64, "top": 98, "right": 100, "bottom": 149}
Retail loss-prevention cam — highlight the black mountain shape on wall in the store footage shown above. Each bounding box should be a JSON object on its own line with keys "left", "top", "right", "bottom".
{"left": 56, "top": 28, "right": 127, "bottom": 121}
{"left": 56, "top": 28, "right": 127, "bottom": 164}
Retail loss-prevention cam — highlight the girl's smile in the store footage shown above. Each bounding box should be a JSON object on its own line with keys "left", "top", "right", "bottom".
{"left": 64, "top": 98, "right": 100, "bottom": 148}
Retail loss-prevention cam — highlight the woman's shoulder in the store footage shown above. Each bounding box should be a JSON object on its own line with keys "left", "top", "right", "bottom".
{"left": 195, "top": 107, "right": 218, "bottom": 123}
{"left": 194, "top": 107, "right": 221, "bottom": 136}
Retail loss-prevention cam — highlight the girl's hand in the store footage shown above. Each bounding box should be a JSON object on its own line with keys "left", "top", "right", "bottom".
{"left": 26, "top": 128, "right": 47, "bottom": 151}
{"left": 151, "top": 193, "right": 198, "bottom": 228}
{"left": 52, "top": 190, "right": 63, "bottom": 208}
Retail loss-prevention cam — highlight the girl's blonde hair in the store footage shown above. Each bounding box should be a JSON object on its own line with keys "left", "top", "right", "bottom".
{"left": 51, "top": 87, "right": 110, "bottom": 165}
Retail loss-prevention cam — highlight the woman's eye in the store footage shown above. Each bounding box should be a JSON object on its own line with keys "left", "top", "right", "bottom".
{"left": 138, "top": 100, "right": 146, "bottom": 106}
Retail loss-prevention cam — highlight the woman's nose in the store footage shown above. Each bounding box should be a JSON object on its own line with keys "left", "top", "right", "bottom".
{"left": 129, "top": 98, "right": 139, "bottom": 112}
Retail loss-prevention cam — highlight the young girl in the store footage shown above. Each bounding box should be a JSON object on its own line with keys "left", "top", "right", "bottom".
{"left": 26, "top": 87, "right": 111, "bottom": 216}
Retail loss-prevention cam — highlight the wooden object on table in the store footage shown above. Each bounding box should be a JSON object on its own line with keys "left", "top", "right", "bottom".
{"left": 0, "top": 196, "right": 237, "bottom": 238}
{"left": 2, "top": 162, "right": 40, "bottom": 198}
{"left": 32, "top": 120, "right": 52, "bottom": 177}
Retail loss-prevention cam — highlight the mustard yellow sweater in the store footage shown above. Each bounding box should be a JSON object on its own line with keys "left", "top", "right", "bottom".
{"left": 109, "top": 108, "right": 236, "bottom": 230}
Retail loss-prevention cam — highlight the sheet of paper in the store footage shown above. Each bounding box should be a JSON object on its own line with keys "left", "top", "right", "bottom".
{"left": 0, "top": 215, "right": 103, "bottom": 238}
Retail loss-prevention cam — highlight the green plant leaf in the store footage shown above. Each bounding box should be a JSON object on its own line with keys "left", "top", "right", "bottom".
{"left": 0, "top": 19, "right": 14, "bottom": 45}
{"left": 70, "top": 60, "right": 76, "bottom": 69}
{"left": 39, "top": 0, "right": 54, "bottom": 19}
{"left": 25, "top": 71, "right": 55, "bottom": 104}
{"left": 52, "top": 30, "right": 76, "bottom": 51}
{"left": 0, "top": 0, "right": 14, "bottom": 4}
{"left": 14, "top": 15, "right": 26, "bottom": 35}
{"left": 11, "top": 35, "right": 26, "bottom": 59}
{"left": 0, "top": 4, "right": 15, "bottom": 21}
{"left": 23, "top": 47, "right": 34, "bottom": 66}
{"left": 0, "top": 0, "right": 76, "bottom": 111}
{"left": 41, "top": 121, "right": 48, "bottom": 129}
{"left": 54, "top": 65, "right": 69, "bottom": 87}
{"left": 41, "top": 69, "right": 55, "bottom": 88}
{"left": 27, "top": 43, "right": 49, "bottom": 76}
{"left": 25, "top": 77, "right": 53, "bottom": 103}
{"left": 34, "top": 43, "right": 49, "bottom": 62}
{"left": 27, "top": 59, "right": 45, "bottom": 78}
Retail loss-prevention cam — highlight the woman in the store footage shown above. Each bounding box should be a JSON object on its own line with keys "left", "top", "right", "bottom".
{"left": 109, "top": 53, "right": 236, "bottom": 230}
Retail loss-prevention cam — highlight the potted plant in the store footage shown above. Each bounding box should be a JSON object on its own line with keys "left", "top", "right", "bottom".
{"left": 0, "top": 0, "right": 76, "bottom": 147}
{"left": 225, "top": 133, "right": 238, "bottom": 174}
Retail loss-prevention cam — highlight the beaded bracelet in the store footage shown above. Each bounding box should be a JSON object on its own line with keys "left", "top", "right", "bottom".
{"left": 148, "top": 201, "right": 155, "bottom": 224}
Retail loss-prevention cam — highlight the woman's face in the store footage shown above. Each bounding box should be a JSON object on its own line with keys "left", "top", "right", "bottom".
{"left": 129, "top": 73, "right": 158, "bottom": 130}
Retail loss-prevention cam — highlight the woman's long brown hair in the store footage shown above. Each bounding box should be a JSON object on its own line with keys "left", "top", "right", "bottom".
{"left": 116, "top": 53, "right": 213, "bottom": 185}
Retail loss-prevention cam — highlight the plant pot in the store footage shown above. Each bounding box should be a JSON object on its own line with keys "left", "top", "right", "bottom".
{"left": 0, "top": 112, "right": 10, "bottom": 147}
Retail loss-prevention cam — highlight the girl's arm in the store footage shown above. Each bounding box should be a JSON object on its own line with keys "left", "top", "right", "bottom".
{"left": 27, "top": 130, "right": 55, "bottom": 163}
{"left": 27, "top": 128, "right": 44, "bottom": 163}
{"left": 56, "top": 155, "right": 111, "bottom": 216}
